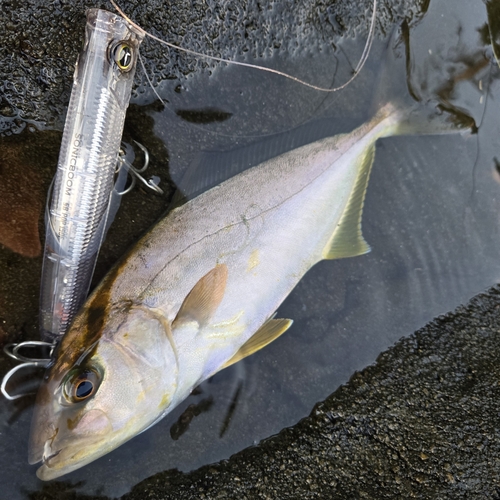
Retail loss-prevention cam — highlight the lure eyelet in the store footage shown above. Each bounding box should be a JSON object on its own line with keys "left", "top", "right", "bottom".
{"left": 109, "top": 41, "right": 134, "bottom": 72}
{"left": 64, "top": 368, "right": 101, "bottom": 403}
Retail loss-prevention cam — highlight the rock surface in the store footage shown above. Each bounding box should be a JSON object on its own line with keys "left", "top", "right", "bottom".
{"left": 0, "top": 132, "right": 58, "bottom": 257}
{"left": 0, "top": 0, "right": 427, "bottom": 135}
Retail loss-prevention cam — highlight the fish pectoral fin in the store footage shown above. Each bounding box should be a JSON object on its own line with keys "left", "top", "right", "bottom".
{"left": 322, "top": 143, "right": 374, "bottom": 260}
{"left": 221, "top": 318, "right": 293, "bottom": 369}
{"left": 173, "top": 264, "right": 228, "bottom": 329}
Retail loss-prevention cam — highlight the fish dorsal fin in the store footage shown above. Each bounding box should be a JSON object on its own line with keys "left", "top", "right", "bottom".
{"left": 221, "top": 318, "right": 293, "bottom": 369}
{"left": 322, "top": 143, "right": 374, "bottom": 259}
{"left": 173, "top": 264, "right": 228, "bottom": 328}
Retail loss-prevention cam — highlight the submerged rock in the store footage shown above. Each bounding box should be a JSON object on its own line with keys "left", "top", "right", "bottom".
{"left": 0, "top": 132, "right": 57, "bottom": 257}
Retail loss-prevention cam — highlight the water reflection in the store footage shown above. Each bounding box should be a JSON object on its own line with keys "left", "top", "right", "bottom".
{"left": 483, "top": 0, "right": 500, "bottom": 68}
{"left": 170, "top": 396, "right": 214, "bottom": 441}
{"left": 0, "top": 0, "right": 499, "bottom": 498}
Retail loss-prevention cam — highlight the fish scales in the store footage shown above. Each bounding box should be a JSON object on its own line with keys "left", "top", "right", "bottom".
{"left": 108, "top": 104, "right": 401, "bottom": 318}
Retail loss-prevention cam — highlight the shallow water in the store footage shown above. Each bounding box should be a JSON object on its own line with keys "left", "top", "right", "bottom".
{"left": 1, "top": 0, "right": 499, "bottom": 498}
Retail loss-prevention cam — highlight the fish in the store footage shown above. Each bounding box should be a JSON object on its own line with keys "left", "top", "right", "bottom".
{"left": 28, "top": 101, "right": 466, "bottom": 480}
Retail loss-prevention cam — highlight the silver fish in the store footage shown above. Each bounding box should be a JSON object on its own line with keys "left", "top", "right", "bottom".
{"left": 28, "top": 102, "right": 460, "bottom": 480}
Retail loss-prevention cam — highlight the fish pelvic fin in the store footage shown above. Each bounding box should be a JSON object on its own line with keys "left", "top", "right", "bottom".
{"left": 221, "top": 318, "right": 293, "bottom": 369}
{"left": 322, "top": 143, "right": 374, "bottom": 260}
{"left": 173, "top": 264, "right": 228, "bottom": 329}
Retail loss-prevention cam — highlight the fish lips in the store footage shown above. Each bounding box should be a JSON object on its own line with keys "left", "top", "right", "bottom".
{"left": 28, "top": 376, "right": 58, "bottom": 465}
{"left": 31, "top": 409, "right": 114, "bottom": 480}
{"left": 29, "top": 376, "right": 113, "bottom": 479}
{"left": 35, "top": 435, "right": 108, "bottom": 480}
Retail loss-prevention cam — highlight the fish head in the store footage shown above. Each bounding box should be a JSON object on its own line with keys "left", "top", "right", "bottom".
{"left": 29, "top": 303, "right": 179, "bottom": 480}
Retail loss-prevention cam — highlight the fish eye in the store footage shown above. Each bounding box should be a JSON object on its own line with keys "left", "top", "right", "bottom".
{"left": 64, "top": 368, "right": 100, "bottom": 403}
{"left": 109, "top": 41, "right": 134, "bottom": 72}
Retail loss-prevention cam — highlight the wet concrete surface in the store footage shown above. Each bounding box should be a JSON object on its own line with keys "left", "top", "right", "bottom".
{"left": 26, "top": 285, "right": 500, "bottom": 499}
{"left": 0, "top": 0, "right": 427, "bottom": 135}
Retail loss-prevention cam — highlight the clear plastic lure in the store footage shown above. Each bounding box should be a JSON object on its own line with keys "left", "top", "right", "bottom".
{"left": 39, "top": 9, "right": 144, "bottom": 343}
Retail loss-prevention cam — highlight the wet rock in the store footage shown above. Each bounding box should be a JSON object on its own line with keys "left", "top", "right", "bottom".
{"left": 0, "top": 0, "right": 429, "bottom": 135}
{"left": 0, "top": 132, "right": 55, "bottom": 257}
{"left": 2, "top": 1, "right": 496, "bottom": 499}
{"left": 0, "top": 130, "right": 59, "bottom": 342}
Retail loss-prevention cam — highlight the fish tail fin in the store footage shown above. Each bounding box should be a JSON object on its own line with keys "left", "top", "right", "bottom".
{"left": 391, "top": 102, "right": 477, "bottom": 137}
{"left": 370, "top": 25, "right": 477, "bottom": 137}
{"left": 322, "top": 28, "right": 478, "bottom": 262}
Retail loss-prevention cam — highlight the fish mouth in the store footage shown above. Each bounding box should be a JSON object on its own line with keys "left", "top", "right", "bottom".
{"left": 34, "top": 436, "right": 105, "bottom": 481}
{"left": 34, "top": 444, "right": 67, "bottom": 480}
{"left": 43, "top": 448, "right": 62, "bottom": 464}
{"left": 34, "top": 439, "right": 79, "bottom": 480}
{"left": 35, "top": 447, "right": 63, "bottom": 479}
{"left": 30, "top": 404, "right": 115, "bottom": 477}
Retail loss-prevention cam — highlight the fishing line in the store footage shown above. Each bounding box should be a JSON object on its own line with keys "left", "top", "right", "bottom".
{"left": 116, "top": 0, "right": 377, "bottom": 141}
{"left": 110, "top": 0, "right": 377, "bottom": 94}
{"left": 465, "top": 59, "right": 494, "bottom": 214}
{"left": 137, "top": 48, "right": 343, "bottom": 142}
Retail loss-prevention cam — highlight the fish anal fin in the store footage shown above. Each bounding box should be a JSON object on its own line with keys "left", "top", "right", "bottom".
{"left": 221, "top": 318, "right": 293, "bottom": 369}
{"left": 173, "top": 264, "right": 228, "bottom": 328}
{"left": 322, "top": 143, "right": 374, "bottom": 260}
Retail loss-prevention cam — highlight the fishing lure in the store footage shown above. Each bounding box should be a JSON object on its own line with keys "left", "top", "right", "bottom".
{"left": 1, "top": 9, "right": 154, "bottom": 399}
{"left": 39, "top": 9, "right": 145, "bottom": 343}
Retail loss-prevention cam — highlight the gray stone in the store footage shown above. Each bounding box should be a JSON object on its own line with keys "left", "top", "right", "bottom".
{"left": 0, "top": 0, "right": 427, "bottom": 135}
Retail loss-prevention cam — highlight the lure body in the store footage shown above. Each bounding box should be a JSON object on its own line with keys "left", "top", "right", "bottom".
{"left": 40, "top": 9, "right": 144, "bottom": 342}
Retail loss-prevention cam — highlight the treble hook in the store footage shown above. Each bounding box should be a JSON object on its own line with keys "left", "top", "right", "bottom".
{"left": 116, "top": 141, "right": 164, "bottom": 195}
{"left": 1, "top": 341, "right": 55, "bottom": 401}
